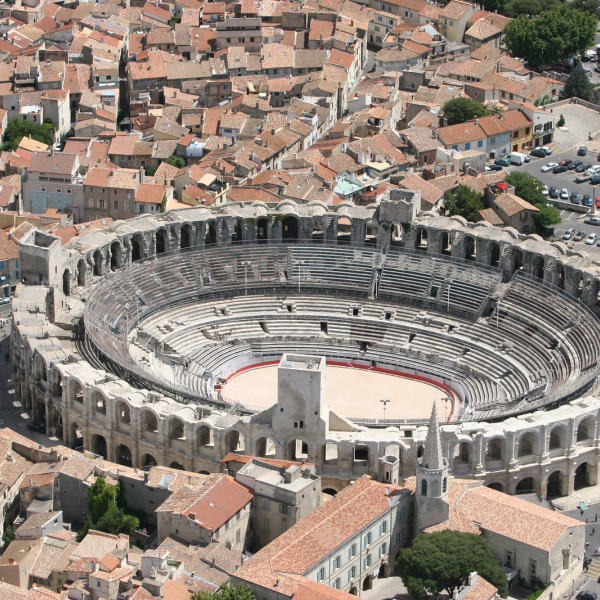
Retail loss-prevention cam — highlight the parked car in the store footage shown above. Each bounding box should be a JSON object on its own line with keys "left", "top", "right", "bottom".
{"left": 575, "top": 591, "right": 597, "bottom": 600}
{"left": 549, "top": 186, "right": 559, "bottom": 198}
{"left": 27, "top": 422, "right": 46, "bottom": 433}
{"left": 573, "top": 230, "right": 586, "bottom": 242}
{"left": 541, "top": 185, "right": 548, "bottom": 195}
{"left": 541, "top": 162, "right": 558, "bottom": 172}
{"left": 540, "top": 146, "right": 553, "bottom": 155}
{"left": 488, "top": 163, "right": 503, "bottom": 171}
{"left": 591, "top": 175, "right": 600, "bottom": 185}
{"left": 585, "top": 233, "right": 598, "bottom": 245}
{"left": 529, "top": 148, "right": 546, "bottom": 158}
{"left": 597, "top": 196, "right": 600, "bottom": 208}
{"left": 562, "top": 228, "right": 575, "bottom": 240}
{"left": 578, "top": 146, "right": 588, "bottom": 156}
{"left": 560, "top": 188, "right": 569, "bottom": 199}
{"left": 568, "top": 160, "right": 583, "bottom": 170}
{"left": 553, "top": 165, "right": 568, "bottom": 174}
{"left": 558, "top": 159, "right": 573, "bottom": 166}
{"left": 584, "top": 216, "right": 600, "bottom": 225}
{"left": 494, "top": 157, "right": 511, "bottom": 166}
{"left": 576, "top": 163, "right": 592, "bottom": 173}
{"left": 595, "top": 65, "right": 600, "bottom": 73}
{"left": 583, "top": 194, "right": 593, "bottom": 207}
{"left": 575, "top": 175, "right": 592, "bottom": 183}
{"left": 597, "top": 152, "right": 600, "bottom": 161}
{"left": 570, "top": 192, "right": 581, "bottom": 204}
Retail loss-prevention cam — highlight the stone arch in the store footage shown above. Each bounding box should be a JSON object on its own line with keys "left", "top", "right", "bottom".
{"left": 131, "top": 234, "right": 145, "bottom": 262}
{"left": 141, "top": 409, "right": 159, "bottom": 435}
{"left": 141, "top": 453, "right": 158, "bottom": 468}
{"left": 168, "top": 416, "right": 186, "bottom": 443}
{"left": 68, "top": 421, "right": 83, "bottom": 449}
{"left": 77, "top": 259, "right": 86, "bottom": 287}
{"left": 93, "top": 250, "right": 102, "bottom": 276}
{"left": 322, "top": 442, "right": 339, "bottom": 465}
{"left": 364, "top": 219, "right": 378, "bottom": 245}
{"left": 415, "top": 227, "right": 427, "bottom": 250}
{"left": 548, "top": 424, "right": 567, "bottom": 450}
{"left": 34, "top": 354, "right": 47, "bottom": 382}
{"left": 197, "top": 425, "right": 214, "bottom": 448}
{"left": 92, "top": 434, "right": 107, "bottom": 458}
{"left": 533, "top": 255, "right": 545, "bottom": 280}
{"left": 441, "top": 231, "right": 451, "bottom": 255}
{"left": 62, "top": 269, "right": 71, "bottom": 296}
{"left": 518, "top": 430, "right": 538, "bottom": 457}
{"left": 546, "top": 469, "right": 566, "bottom": 498}
{"left": 257, "top": 218, "right": 269, "bottom": 243}
{"left": 515, "top": 476, "right": 536, "bottom": 494}
{"left": 233, "top": 219, "right": 244, "bottom": 244}
{"left": 486, "top": 481, "right": 504, "bottom": 492}
{"left": 465, "top": 236, "right": 476, "bottom": 261}
{"left": 256, "top": 436, "right": 277, "bottom": 458}
{"left": 156, "top": 228, "right": 168, "bottom": 254}
{"left": 383, "top": 443, "right": 403, "bottom": 461}
{"left": 362, "top": 575, "right": 373, "bottom": 591}
{"left": 574, "top": 272, "right": 584, "bottom": 300}
{"left": 288, "top": 438, "right": 309, "bottom": 461}
{"left": 513, "top": 248, "right": 523, "bottom": 273}
{"left": 453, "top": 440, "right": 472, "bottom": 466}
{"left": 575, "top": 461, "right": 594, "bottom": 490}
{"left": 323, "top": 488, "right": 338, "bottom": 496}
{"left": 115, "top": 400, "right": 131, "bottom": 425}
{"left": 282, "top": 215, "right": 299, "bottom": 240}
{"left": 577, "top": 415, "right": 595, "bottom": 442}
{"left": 337, "top": 216, "right": 352, "bottom": 244}
{"left": 311, "top": 216, "right": 324, "bottom": 242}
{"left": 490, "top": 242, "right": 500, "bottom": 268}
{"left": 205, "top": 221, "right": 217, "bottom": 245}
{"left": 353, "top": 443, "right": 369, "bottom": 463}
{"left": 110, "top": 242, "right": 122, "bottom": 270}
{"left": 226, "top": 429, "right": 245, "bottom": 453}
{"left": 485, "top": 437, "right": 504, "bottom": 463}
{"left": 116, "top": 444, "right": 132, "bottom": 467}
{"left": 91, "top": 390, "right": 107, "bottom": 416}
{"left": 181, "top": 224, "right": 192, "bottom": 249}
{"left": 421, "top": 479, "right": 427, "bottom": 496}
{"left": 557, "top": 262, "right": 565, "bottom": 290}
{"left": 53, "top": 369, "right": 63, "bottom": 398}
{"left": 70, "top": 379, "right": 84, "bottom": 405}
{"left": 170, "top": 461, "right": 184, "bottom": 470}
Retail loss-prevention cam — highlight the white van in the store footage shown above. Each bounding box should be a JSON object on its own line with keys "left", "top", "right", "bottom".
{"left": 585, "top": 165, "right": 600, "bottom": 176}
{"left": 508, "top": 152, "right": 527, "bottom": 165}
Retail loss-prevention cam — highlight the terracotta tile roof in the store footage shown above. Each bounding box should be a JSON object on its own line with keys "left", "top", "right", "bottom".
{"left": 459, "top": 575, "right": 497, "bottom": 600}
{"left": 397, "top": 174, "right": 443, "bottom": 209}
{"left": 28, "top": 152, "right": 77, "bottom": 175}
{"left": 135, "top": 183, "right": 166, "bottom": 204}
{"left": 0, "top": 581, "right": 27, "bottom": 600}
{"left": 478, "top": 207, "right": 503, "bottom": 225}
{"left": 493, "top": 192, "right": 539, "bottom": 216}
{"left": 437, "top": 121, "right": 486, "bottom": 146}
{"left": 439, "top": 0, "right": 474, "bottom": 19}
{"left": 221, "top": 453, "right": 313, "bottom": 468}
{"left": 236, "top": 477, "right": 407, "bottom": 593}
{"left": 476, "top": 109, "right": 531, "bottom": 135}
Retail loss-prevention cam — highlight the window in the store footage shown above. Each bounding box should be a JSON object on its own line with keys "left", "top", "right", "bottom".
{"left": 396, "top": 529, "right": 405, "bottom": 544}
{"left": 364, "top": 553, "right": 372, "bottom": 568}
{"left": 317, "top": 566, "right": 327, "bottom": 582}
{"left": 66, "top": 189, "right": 72, "bottom": 194}
{"left": 114, "top": 189, "right": 118, "bottom": 195}
{"left": 477, "top": 140, "right": 483, "bottom": 148}
{"left": 365, "top": 531, "right": 372, "bottom": 546}
{"left": 348, "top": 543, "right": 357, "bottom": 559}
{"left": 0, "top": 262, "right": 5, "bottom": 271}
{"left": 333, "top": 555, "right": 341, "bottom": 570}
{"left": 505, "top": 551, "right": 513, "bottom": 568}
{"left": 263, "top": 498, "right": 270, "bottom": 509}
{"left": 124, "top": 201, "right": 130, "bottom": 211}
{"left": 334, "top": 578, "right": 342, "bottom": 589}
{"left": 41, "top": 187, "right": 47, "bottom": 192}
{"left": 464, "top": 143, "right": 471, "bottom": 150}
{"left": 294, "top": 420, "right": 304, "bottom": 429}
{"left": 56, "top": 188, "right": 62, "bottom": 193}
{"left": 381, "top": 519, "right": 388, "bottom": 534}
{"left": 489, "top": 136, "right": 496, "bottom": 144}
{"left": 379, "top": 542, "right": 388, "bottom": 557}
{"left": 513, "top": 131, "right": 519, "bottom": 139}
{"left": 530, "top": 559, "right": 537, "bottom": 580}
{"left": 374, "top": 25, "right": 380, "bottom": 31}
{"left": 503, "top": 134, "right": 508, "bottom": 142}
{"left": 279, "top": 503, "right": 291, "bottom": 515}
{"left": 113, "top": 200, "right": 118, "bottom": 209}
{"left": 452, "top": 145, "right": 458, "bottom": 151}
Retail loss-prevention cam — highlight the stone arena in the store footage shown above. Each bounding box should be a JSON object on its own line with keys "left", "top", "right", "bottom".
{"left": 11, "top": 191, "right": 600, "bottom": 497}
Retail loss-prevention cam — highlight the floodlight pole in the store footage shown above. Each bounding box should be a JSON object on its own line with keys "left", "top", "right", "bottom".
{"left": 380, "top": 398, "right": 390, "bottom": 420}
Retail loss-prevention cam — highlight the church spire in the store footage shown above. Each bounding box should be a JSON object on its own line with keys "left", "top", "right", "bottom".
{"left": 423, "top": 402, "right": 443, "bottom": 470}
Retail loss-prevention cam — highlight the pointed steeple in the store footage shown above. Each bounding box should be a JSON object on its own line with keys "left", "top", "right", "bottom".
{"left": 423, "top": 403, "right": 443, "bottom": 470}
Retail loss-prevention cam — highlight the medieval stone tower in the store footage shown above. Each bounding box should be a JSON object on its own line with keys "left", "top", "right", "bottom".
{"left": 416, "top": 403, "right": 450, "bottom": 532}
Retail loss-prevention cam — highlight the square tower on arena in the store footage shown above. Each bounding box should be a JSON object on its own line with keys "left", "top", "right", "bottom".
{"left": 272, "top": 354, "right": 329, "bottom": 447}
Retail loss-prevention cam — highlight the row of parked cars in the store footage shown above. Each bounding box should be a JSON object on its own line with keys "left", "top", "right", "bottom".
{"left": 562, "top": 228, "right": 600, "bottom": 246}
{"left": 544, "top": 186, "right": 594, "bottom": 206}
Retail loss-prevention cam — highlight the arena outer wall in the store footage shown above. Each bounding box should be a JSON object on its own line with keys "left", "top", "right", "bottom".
{"left": 11, "top": 194, "right": 600, "bottom": 498}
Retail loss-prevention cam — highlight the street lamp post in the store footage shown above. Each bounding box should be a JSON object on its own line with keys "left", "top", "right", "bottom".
{"left": 240, "top": 261, "right": 251, "bottom": 296}
{"left": 441, "top": 396, "right": 452, "bottom": 421}
{"left": 380, "top": 398, "right": 390, "bottom": 420}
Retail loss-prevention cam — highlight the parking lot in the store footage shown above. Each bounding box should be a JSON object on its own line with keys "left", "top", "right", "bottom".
{"left": 504, "top": 144, "right": 600, "bottom": 254}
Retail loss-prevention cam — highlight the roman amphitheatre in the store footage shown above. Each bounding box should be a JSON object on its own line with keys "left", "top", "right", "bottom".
{"left": 11, "top": 191, "right": 600, "bottom": 497}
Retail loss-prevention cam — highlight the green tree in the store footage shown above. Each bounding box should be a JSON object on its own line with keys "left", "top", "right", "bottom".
{"left": 441, "top": 98, "right": 491, "bottom": 126}
{"left": 1, "top": 118, "right": 55, "bottom": 151}
{"left": 192, "top": 583, "right": 257, "bottom": 600}
{"left": 505, "top": 172, "right": 560, "bottom": 233}
{"left": 505, "top": 172, "right": 546, "bottom": 206}
{"left": 559, "top": 64, "right": 591, "bottom": 101}
{"left": 396, "top": 530, "right": 508, "bottom": 600}
{"left": 166, "top": 155, "right": 186, "bottom": 169}
{"left": 2, "top": 525, "right": 15, "bottom": 545}
{"left": 504, "top": 5, "right": 596, "bottom": 67}
{"left": 557, "top": 114, "right": 565, "bottom": 127}
{"left": 444, "top": 185, "right": 484, "bottom": 222}
{"left": 502, "top": 0, "right": 560, "bottom": 18}
{"left": 570, "top": 0, "right": 599, "bottom": 15}
{"left": 77, "top": 476, "right": 139, "bottom": 542}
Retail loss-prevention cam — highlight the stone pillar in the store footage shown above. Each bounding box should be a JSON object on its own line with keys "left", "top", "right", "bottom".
{"left": 474, "top": 433, "right": 485, "bottom": 473}
{"left": 504, "top": 431, "right": 517, "bottom": 469}
{"left": 539, "top": 424, "right": 549, "bottom": 462}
